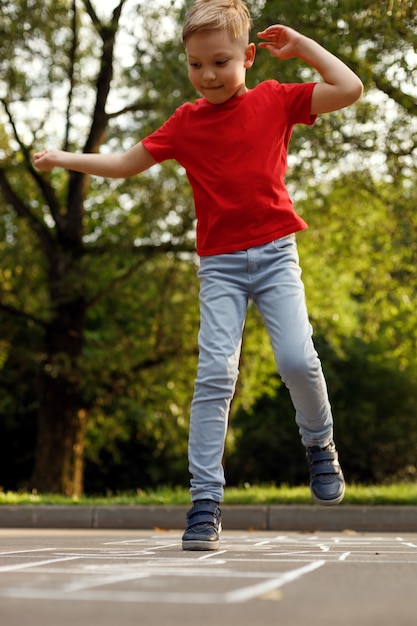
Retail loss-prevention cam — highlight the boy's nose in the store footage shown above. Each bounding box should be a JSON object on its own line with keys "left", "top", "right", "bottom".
{"left": 202, "top": 67, "right": 216, "bottom": 81}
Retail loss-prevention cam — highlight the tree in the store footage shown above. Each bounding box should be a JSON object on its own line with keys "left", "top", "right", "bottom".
{"left": 0, "top": 0, "right": 199, "bottom": 494}
{"left": 1, "top": 0, "right": 416, "bottom": 494}
{"left": 0, "top": 0, "right": 276, "bottom": 495}
{"left": 227, "top": 0, "right": 417, "bottom": 485}
{"left": 229, "top": 174, "right": 417, "bottom": 485}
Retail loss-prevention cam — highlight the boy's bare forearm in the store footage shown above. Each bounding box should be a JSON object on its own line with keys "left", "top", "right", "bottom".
{"left": 32, "top": 150, "right": 119, "bottom": 176}
{"left": 32, "top": 142, "right": 156, "bottom": 177}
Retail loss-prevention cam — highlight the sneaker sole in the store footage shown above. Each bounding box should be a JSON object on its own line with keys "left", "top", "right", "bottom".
{"left": 182, "top": 539, "right": 220, "bottom": 551}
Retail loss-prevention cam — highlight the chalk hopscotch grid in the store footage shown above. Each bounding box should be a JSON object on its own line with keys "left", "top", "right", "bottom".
{"left": 0, "top": 534, "right": 416, "bottom": 604}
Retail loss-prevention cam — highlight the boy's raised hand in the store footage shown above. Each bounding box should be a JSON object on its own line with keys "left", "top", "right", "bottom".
{"left": 257, "top": 25, "right": 303, "bottom": 60}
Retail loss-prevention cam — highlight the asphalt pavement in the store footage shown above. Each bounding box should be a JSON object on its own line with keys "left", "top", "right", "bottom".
{"left": 1, "top": 528, "right": 417, "bottom": 626}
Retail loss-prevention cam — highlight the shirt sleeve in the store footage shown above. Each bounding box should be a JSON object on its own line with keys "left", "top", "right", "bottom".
{"left": 272, "top": 81, "right": 317, "bottom": 126}
{"left": 141, "top": 105, "right": 185, "bottom": 163}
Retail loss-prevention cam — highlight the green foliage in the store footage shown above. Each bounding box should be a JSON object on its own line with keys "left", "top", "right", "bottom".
{"left": 1, "top": 0, "right": 416, "bottom": 493}
{"left": 3, "top": 482, "right": 417, "bottom": 505}
{"left": 229, "top": 171, "right": 417, "bottom": 486}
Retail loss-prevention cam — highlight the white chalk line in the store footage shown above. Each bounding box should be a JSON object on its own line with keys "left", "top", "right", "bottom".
{"left": 0, "top": 556, "right": 81, "bottom": 572}
{"left": 0, "top": 548, "right": 56, "bottom": 556}
{"left": 223, "top": 560, "right": 325, "bottom": 603}
{"left": 0, "top": 560, "right": 326, "bottom": 604}
{"left": 1, "top": 534, "right": 417, "bottom": 605}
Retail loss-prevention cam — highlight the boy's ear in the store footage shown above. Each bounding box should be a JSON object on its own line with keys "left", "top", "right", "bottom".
{"left": 244, "top": 43, "right": 256, "bottom": 68}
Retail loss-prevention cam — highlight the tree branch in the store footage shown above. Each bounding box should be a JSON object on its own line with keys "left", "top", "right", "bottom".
{"left": 107, "top": 100, "right": 155, "bottom": 119}
{"left": 83, "top": 0, "right": 101, "bottom": 30}
{"left": 63, "top": 0, "right": 78, "bottom": 153}
{"left": 66, "top": 1, "right": 128, "bottom": 239}
{"left": 0, "top": 168, "right": 57, "bottom": 264}
{"left": 372, "top": 72, "right": 417, "bottom": 116}
{"left": 92, "top": 343, "right": 199, "bottom": 403}
{"left": 85, "top": 240, "right": 195, "bottom": 310}
{"left": 0, "top": 301, "right": 48, "bottom": 328}
{"left": 0, "top": 97, "right": 63, "bottom": 226}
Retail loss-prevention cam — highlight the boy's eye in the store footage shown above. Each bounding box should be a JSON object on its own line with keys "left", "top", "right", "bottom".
{"left": 188, "top": 59, "right": 228, "bottom": 68}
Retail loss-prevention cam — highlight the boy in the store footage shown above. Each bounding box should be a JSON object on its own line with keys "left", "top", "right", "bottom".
{"left": 33, "top": 0, "right": 363, "bottom": 551}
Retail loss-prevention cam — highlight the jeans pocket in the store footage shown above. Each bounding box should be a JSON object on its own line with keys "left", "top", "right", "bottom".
{"left": 271, "top": 233, "right": 296, "bottom": 251}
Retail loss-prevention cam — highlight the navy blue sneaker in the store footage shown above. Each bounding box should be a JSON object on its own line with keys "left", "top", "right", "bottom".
{"left": 307, "top": 440, "right": 345, "bottom": 505}
{"left": 182, "top": 499, "right": 221, "bottom": 551}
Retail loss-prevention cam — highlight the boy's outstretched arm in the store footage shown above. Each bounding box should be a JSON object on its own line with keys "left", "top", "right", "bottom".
{"left": 32, "top": 141, "right": 157, "bottom": 177}
{"left": 258, "top": 25, "right": 363, "bottom": 114}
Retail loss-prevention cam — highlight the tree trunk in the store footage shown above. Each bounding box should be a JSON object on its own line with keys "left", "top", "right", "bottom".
{"left": 31, "top": 373, "right": 87, "bottom": 496}
{"left": 8, "top": 3, "right": 124, "bottom": 496}
{"left": 30, "top": 295, "right": 87, "bottom": 496}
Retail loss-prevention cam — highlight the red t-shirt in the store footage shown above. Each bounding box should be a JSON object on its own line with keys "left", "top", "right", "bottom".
{"left": 142, "top": 80, "right": 317, "bottom": 256}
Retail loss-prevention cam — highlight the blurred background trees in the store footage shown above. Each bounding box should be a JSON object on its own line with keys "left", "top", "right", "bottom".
{"left": 1, "top": 0, "right": 416, "bottom": 495}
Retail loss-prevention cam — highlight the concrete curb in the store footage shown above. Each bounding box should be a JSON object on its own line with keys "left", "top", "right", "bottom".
{"left": 1, "top": 505, "right": 416, "bottom": 532}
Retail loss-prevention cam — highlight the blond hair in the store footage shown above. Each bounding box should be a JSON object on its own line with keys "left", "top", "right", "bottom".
{"left": 182, "top": 0, "right": 252, "bottom": 44}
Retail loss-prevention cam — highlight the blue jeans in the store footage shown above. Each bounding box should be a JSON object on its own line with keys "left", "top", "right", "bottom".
{"left": 189, "top": 235, "right": 333, "bottom": 503}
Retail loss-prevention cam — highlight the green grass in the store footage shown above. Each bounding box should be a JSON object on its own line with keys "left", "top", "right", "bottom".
{"left": 1, "top": 483, "right": 417, "bottom": 506}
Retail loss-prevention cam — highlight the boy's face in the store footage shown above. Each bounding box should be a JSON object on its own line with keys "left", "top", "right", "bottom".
{"left": 185, "top": 29, "right": 255, "bottom": 105}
